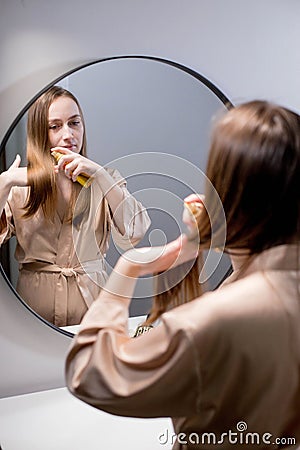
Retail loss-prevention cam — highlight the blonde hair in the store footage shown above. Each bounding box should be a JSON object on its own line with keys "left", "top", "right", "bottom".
{"left": 23, "top": 86, "right": 87, "bottom": 220}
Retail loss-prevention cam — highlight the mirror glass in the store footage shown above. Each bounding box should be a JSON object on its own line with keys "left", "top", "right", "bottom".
{"left": 0, "top": 56, "right": 232, "bottom": 334}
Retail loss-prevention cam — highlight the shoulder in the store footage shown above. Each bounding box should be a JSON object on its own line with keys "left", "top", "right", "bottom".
{"left": 163, "top": 271, "right": 290, "bottom": 351}
{"left": 170, "top": 272, "right": 273, "bottom": 316}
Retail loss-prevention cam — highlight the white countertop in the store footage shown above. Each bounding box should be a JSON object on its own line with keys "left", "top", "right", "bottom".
{"left": 0, "top": 387, "right": 173, "bottom": 450}
{"left": 60, "top": 315, "right": 148, "bottom": 337}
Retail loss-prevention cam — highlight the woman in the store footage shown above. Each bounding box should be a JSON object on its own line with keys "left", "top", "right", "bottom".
{"left": 66, "top": 100, "right": 300, "bottom": 449}
{"left": 0, "top": 86, "right": 150, "bottom": 327}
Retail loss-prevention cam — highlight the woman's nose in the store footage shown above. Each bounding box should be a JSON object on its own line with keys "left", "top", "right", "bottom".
{"left": 62, "top": 124, "right": 73, "bottom": 139}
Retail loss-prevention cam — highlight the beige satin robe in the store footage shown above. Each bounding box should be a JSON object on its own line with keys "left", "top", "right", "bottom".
{"left": 0, "top": 168, "right": 150, "bottom": 326}
{"left": 66, "top": 244, "right": 300, "bottom": 449}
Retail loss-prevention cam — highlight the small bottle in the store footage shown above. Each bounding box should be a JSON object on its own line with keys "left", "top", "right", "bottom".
{"left": 52, "top": 151, "right": 93, "bottom": 188}
{"left": 183, "top": 199, "right": 203, "bottom": 240}
{"left": 133, "top": 324, "right": 154, "bottom": 338}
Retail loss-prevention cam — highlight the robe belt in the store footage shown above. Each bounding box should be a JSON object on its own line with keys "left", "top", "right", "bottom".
{"left": 20, "top": 260, "right": 107, "bottom": 326}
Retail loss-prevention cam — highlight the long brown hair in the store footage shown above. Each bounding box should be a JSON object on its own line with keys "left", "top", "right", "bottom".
{"left": 23, "top": 86, "right": 87, "bottom": 220}
{"left": 201, "top": 100, "right": 300, "bottom": 252}
{"left": 145, "top": 100, "right": 300, "bottom": 324}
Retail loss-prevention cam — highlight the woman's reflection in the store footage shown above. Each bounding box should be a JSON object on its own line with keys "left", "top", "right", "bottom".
{"left": 0, "top": 86, "right": 150, "bottom": 327}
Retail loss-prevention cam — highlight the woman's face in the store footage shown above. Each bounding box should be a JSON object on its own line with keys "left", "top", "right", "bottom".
{"left": 48, "top": 96, "right": 84, "bottom": 153}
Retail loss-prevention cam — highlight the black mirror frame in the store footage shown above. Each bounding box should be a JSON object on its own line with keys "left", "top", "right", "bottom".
{"left": 0, "top": 55, "right": 233, "bottom": 337}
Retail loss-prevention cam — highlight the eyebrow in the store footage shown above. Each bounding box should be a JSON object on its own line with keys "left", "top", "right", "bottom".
{"left": 48, "top": 114, "right": 82, "bottom": 122}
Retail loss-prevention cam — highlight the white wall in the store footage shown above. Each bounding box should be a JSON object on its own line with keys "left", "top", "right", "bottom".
{"left": 1, "top": 0, "right": 300, "bottom": 142}
{"left": 1, "top": 0, "right": 300, "bottom": 397}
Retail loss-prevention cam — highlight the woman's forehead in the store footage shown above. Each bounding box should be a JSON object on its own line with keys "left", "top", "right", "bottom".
{"left": 48, "top": 96, "right": 80, "bottom": 120}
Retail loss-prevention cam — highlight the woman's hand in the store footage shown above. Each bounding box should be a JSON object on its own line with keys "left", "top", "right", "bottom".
{"left": 51, "top": 147, "right": 102, "bottom": 182}
{"left": 182, "top": 193, "right": 204, "bottom": 239}
{"left": 104, "top": 235, "right": 199, "bottom": 299}
{"left": 120, "top": 234, "right": 199, "bottom": 278}
{"left": 103, "top": 200, "right": 202, "bottom": 298}
{"left": 1, "top": 154, "right": 28, "bottom": 188}
{"left": 0, "top": 155, "right": 27, "bottom": 214}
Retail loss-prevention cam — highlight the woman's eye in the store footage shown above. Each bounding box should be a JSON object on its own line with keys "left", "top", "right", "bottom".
{"left": 49, "top": 124, "right": 59, "bottom": 130}
{"left": 70, "top": 120, "right": 81, "bottom": 127}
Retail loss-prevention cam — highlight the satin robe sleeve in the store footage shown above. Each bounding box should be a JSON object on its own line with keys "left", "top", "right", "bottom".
{"left": 0, "top": 196, "right": 16, "bottom": 245}
{"left": 65, "top": 257, "right": 299, "bottom": 424}
{"left": 65, "top": 291, "right": 202, "bottom": 418}
{"left": 105, "top": 168, "right": 151, "bottom": 250}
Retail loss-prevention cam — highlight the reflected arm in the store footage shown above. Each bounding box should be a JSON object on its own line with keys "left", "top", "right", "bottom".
{"left": 99, "top": 167, "right": 151, "bottom": 248}
{"left": 0, "top": 174, "right": 12, "bottom": 219}
{"left": 94, "top": 167, "right": 131, "bottom": 236}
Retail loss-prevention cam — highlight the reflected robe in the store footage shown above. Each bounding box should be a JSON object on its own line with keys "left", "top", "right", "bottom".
{"left": 0, "top": 168, "right": 150, "bottom": 326}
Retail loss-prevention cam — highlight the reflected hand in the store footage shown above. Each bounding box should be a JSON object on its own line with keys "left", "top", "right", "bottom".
{"left": 5, "top": 154, "right": 28, "bottom": 187}
{"left": 51, "top": 147, "right": 101, "bottom": 182}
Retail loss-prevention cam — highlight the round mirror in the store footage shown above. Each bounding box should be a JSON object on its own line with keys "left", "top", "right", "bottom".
{"left": 0, "top": 56, "right": 232, "bottom": 335}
